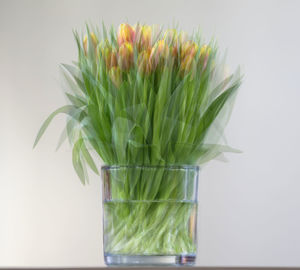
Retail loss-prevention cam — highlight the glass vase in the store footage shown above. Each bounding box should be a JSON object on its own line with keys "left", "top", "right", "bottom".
{"left": 101, "top": 165, "right": 199, "bottom": 266}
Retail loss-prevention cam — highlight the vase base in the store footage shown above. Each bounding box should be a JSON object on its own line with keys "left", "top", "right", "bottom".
{"left": 104, "top": 253, "right": 196, "bottom": 266}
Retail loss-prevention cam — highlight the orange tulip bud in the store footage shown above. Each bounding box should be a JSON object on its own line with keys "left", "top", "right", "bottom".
{"left": 107, "top": 50, "right": 118, "bottom": 69}
{"left": 117, "top": 23, "right": 135, "bottom": 46}
{"left": 171, "top": 46, "right": 178, "bottom": 59}
{"left": 180, "top": 54, "right": 194, "bottom": 73}
{"left": 181, "top": 41, "right": 198, "bottom": 61}
{"left": 157, "top": 40, "right": 168, "bottom": 55}
{"left": 102, "top": 45, "right": 117, "bottom": 69}
{"left": 118, "top": 42, "right": 134, "bottom": 70}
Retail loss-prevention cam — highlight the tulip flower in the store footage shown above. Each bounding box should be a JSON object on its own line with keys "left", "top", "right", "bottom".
{"left": 107, "top": 50, "right": 118, "bottom": 69}
{"left": 199, "top": 45, "right": 211, "bottom": 70}
{"left": 149, "top": 40, "right": 169, "bottom": 69}
{"left": 83, "top": 32, "right": 98, "bottom": 55}
{"left": 99, "top": 41, "right": 117, "bottom": 69}
{"left": 118, "top": 42, "right": 134, "bottom": 70}
{"left": 117, "top": 23, "right": 135, "bottom": 46}
{"left": 200, "top": 45, "right": 211, "bottom": 57}
{"left": 171, "top": 45, "right": 178, "bottom": 60}
{"left": 109, "top": 66, "right": 121, "bottom": 87}
{"left": 136, "top": 25, "right": 152, "bottom": 51}
{"left": 180, "top": 53, "right": 195, "bottom": 74}
{"left": 137, "top": 49, "right": 152, "bottom": 74}
{"left": 102, "top": 45, "right": 118, "bottom": 69}
{"left": 181, "top": 41, "right": 198, "bottom": 62}
{"left": 157, "top": 40, "right": 168, "bottom": 54}
{"left": 83, "top": 36, "right": 87, "bottom": 54}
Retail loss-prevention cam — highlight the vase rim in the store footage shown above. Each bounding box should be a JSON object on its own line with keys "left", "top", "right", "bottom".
{"left": 101, "top": 165, "right": 200, "bottom": 170}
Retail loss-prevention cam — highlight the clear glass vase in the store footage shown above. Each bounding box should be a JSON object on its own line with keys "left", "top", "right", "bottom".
{"left": 101, "top": 165, "right": 199, "bottom": 266}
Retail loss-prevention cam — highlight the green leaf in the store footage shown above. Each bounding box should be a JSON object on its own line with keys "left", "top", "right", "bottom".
{"left": 72, "top": 138, "right": 86, "bottom": 185}
{"left": 81, "top": 141, "right": 99, "bottom": 174}
{"left": 61, "top": 64, "right": 86, "bottom": 93}
{"left": 112, "top": 117, "right": 133, "bottom": 164}
{"left": 208, "top": 74, "right": 233, "bottom": 103}
{"left": 33, "top": 105, "right": 76, "bottom": 148}
{"left": 197, "top": 144, "right": 242, "bottom": 164}
{"left": 195, "top": 83, "right": 240, "bottom": 145}
{"left": 55, "top": 125, "right": 68, "bottom": 151}
{"left": 65, "top": 93, "right": 86, "bottom": 107}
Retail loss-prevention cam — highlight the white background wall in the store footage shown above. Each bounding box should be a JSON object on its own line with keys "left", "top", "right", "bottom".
{"left": 1, "top": 0, "right": 300, "bottom": 267}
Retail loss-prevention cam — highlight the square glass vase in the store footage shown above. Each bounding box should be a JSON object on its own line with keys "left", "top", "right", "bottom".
{"left": 101, "top": 165, "right": 199, "bottom": 266}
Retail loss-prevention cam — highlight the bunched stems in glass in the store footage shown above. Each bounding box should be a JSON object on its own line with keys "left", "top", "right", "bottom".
{"left": 102, "top": 165, "right": 199, "bottom": 266}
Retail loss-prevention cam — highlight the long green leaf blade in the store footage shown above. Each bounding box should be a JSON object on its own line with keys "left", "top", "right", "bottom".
{"left": 33, "top": 105, "right": 76, "bottom": 148}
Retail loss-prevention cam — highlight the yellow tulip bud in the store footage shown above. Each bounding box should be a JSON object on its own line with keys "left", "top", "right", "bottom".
{"left": 180, "top": 54, "right": 194, "bottom": 73}
{"left": 100, "top": 41, "right": 118, "bottom": 69}
{"left": 200, "top": 45, "right": 206, "bottom": 56}
{"left": 199, "top": 45, "right": 211, "bottom": 70}
{"left": 149, "top": 40, "right": 170, "bottom": 70}
{"left": 90, "top": 33, "right": 98, "bottom": 47}
{"left": 83, "top": 32, "right": 98, "bottom": 56}
{"left": 109, "top": 66, "right": 121, "bottom": 88}
{"left": 136, "top": 25, "right": 152, "bottom": 50}
{"left": 118, "top": 42, "right": 134, "bottom": 70}
{"left": 117, "top": 23, "right": 135, "bottom": 46}
{"left": 83, "top": 36, "right": 88, "bottom": 55}
{"left": 137, "top": 49, "right": 152, "bottom": 74}
{"left": 157, "top": 40, "right": 168, "bottom": 54}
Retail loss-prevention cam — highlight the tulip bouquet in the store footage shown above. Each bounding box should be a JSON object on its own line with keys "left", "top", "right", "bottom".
{"left": 34, "top": 23, "right": 241, "bottom": 265}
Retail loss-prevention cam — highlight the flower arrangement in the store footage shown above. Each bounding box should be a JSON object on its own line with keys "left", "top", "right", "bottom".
{"left": 34, "top": 23, "right": 241, "bottom": 265}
